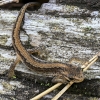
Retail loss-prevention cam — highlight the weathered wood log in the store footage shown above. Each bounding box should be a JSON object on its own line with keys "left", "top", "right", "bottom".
{"left": 1, "top": 0, "right": 100, "bottom": 9}
{"left": 0, "top": 1, "right": 100, "bottom": 99}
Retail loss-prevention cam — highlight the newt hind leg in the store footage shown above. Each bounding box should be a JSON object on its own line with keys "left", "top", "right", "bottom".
{"left": 8, "top": 54, "right": 21, "bottom": 78}
{"left": 52, "top": 75, "right": 70, "bottom": 84}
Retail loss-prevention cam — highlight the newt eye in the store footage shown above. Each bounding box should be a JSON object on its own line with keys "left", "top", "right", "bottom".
{"left": 80, "top": 74, "right": 84, "bottom": 79}
{"left": 69, "top": 78, "right": 74, "bottom": 80}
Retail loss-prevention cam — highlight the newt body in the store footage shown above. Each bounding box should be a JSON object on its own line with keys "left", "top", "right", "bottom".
{"left": 8, "top": 2, "right": 84, "bottom": 83}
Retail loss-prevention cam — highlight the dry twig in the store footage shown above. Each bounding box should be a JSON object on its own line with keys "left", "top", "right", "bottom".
{"left": 30, "top": 83, "right": 62, "bottom": 100}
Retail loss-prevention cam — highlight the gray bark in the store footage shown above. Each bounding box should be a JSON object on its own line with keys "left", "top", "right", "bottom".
{"left": 0, "top": 0, "right": 100, "bottom": 99}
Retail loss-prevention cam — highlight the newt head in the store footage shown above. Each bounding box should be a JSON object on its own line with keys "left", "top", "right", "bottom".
{"left": 52, "top": 64, "right": 84, "bottom": 84}
{"left": 63, "top": 65, "right": 84, "bottom": 83}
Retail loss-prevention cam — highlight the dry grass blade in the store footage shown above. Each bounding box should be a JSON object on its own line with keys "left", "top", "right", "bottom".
{"left": 30, "top": 83, "right": 62, "bottom": 100}
{"left": 83, "top": 56, "right": 98, "bottom": 71}
{"left": 52, "top": 81, "right": 74, "bottom": 100}
{"left": 51, "top": 54, "right": 98, "bottom": 100}
{"left": 81, "top": 54, "right": 98, "bottom": 68}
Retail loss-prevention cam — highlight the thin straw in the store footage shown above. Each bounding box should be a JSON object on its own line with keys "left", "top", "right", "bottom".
{"left": 52, "top": 81, "right": 73, "bottom": 100}
{"left": 30, "top": 83, "right": 62, "bottom": 100}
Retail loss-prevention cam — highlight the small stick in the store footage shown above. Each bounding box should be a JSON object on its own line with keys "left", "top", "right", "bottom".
{"left": 52, "top": 55, "right": 98, "bottom": 100}
{"left": 83, "top": 56, "right": 98, "bottom": 71}
{"left": 30, "top": 83, "right": 62, "bottom": 100}
{"left": 81, "top": 54, "right": 98, "bottom": 68}
{"left": 52, "top": 81, "right": 74, "bottom": 100}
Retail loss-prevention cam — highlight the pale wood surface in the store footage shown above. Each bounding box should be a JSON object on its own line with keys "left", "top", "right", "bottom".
{"left": 0, "top": 1, "right": 100, "bottom": 99}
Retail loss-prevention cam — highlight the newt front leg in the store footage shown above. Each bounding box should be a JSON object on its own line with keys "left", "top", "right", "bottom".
{"left": 8, "top": 53, "right": 21, "bottom": 78}
{"left": 8, "top": 47, "right": 44, "bottom": 78}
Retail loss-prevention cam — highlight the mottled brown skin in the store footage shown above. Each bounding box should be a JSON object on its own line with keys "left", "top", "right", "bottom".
{"left": 8, "top": 2, "right": 84, "bottom": 84}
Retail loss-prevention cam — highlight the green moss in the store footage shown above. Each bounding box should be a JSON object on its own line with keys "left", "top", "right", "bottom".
{"left": 12, "top": 76, "right": 16, "bottom": 79}
{"left": 82, "top": 26, "right": 94, "bottom": 33}
{"left": 0, "top": 35, "right": 9, "bottom": 45}
{"left": 40, "top": 82, "right": 51, "bottom": 87}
